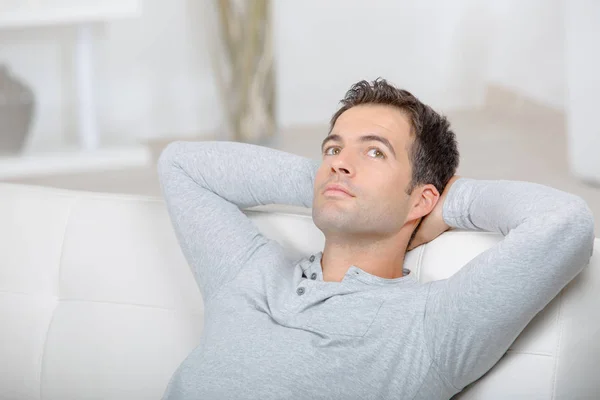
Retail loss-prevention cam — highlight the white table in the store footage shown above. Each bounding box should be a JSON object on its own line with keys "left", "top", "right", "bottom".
{"left": 0, "top": 0, "right": 151, "bottom": 179}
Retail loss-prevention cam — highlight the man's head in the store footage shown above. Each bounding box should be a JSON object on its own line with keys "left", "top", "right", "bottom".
{"left": 312, "top": 78, "right": 459, "bottom": 245}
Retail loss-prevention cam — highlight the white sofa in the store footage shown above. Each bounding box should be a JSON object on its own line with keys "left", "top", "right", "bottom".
{"left": 0, "top": 182, "right": 598, "bottom": 400}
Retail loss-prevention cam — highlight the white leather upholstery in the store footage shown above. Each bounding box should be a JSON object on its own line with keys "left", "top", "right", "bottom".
{"left": 0, "top": 183, "right": 598, "bottom": 400}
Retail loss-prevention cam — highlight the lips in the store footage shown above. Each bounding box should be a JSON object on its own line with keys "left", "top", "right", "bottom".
{"left": 323, "top": 183, "right": 354, "bottom": 197}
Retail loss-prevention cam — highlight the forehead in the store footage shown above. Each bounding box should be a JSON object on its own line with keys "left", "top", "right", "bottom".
{"left": 332, "top": 104, "right": 413, "bottom": 144}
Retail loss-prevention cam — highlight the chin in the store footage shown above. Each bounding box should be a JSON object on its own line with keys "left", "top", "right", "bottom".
{"left": 312, "top": 208, "right": 354, "bottom": 232}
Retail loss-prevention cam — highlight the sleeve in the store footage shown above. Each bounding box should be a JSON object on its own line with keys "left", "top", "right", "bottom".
{"left": 157, "top": 140, "right": 319, "bottom": 303}
{"left": 423, "top": 177, "right": 596, "bottom": 391}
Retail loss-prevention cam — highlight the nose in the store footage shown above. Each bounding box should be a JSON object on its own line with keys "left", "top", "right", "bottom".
{"left": 329, "top": 151, "right": 355, "bottom": 176}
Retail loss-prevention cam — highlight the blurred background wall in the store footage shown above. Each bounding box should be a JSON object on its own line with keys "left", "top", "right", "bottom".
{"left": 0, "top": 0, "right": 566, "bottom": 147}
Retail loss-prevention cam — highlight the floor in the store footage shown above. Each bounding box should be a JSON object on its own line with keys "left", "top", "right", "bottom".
{"left": 3, "top": 90, "right": 600, "bottom": 234}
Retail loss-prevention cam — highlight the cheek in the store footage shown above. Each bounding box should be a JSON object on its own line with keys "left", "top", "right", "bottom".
{"left": 369, "top": 171, "right": 403, "bottom": 197}
{"left": 367, "top": 175, "right": 409, "bottom": 213}
{"left": 313, "top": 168, "right": 326, "bottom": 190}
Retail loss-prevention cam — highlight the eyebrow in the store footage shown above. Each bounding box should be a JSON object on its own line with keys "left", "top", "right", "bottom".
{"left": 321, "top": 133, "right": 397, "bottom": 158}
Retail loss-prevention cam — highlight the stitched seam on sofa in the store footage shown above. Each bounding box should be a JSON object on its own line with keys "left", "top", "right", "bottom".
{"left": 0, "top": 291, "right": 205, "bottom": 314}
{"left": 57, "top": 298, "right": 204, "bottom": 314}
{"left": 38, "top": 194, "right": 77, "bottom": 400}
{"left": 3, "top": 183, "right": 163, "bottom": 203}
{"left": 37, "top": 301, "right": 59, "bottom": 400}
{"left": 82, "top": 193, "right": 162, "bottom": 203}
{"left": 550, "top": 290, "right": 565, "bottom": 400}
{"left": 55, "top": 196, "right": 77, "bottom": 300}
{"left": 416, "top": 244, "right": 426, "bottom": 281}
{"left": 505, "top": 349, "right": 553, "bottom": 357}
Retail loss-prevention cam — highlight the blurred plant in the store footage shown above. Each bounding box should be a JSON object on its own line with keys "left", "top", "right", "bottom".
{"left": 212, "top": 0, "right": 276, "bottom": 144}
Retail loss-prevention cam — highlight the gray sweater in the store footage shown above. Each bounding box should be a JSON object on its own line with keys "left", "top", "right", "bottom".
{"left": 157, "top": 140, "right": 595, "bottom": 400}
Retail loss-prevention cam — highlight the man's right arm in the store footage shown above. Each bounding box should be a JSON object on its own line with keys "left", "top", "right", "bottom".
{"left": 424, "top": 178, "right": 595, "bottom": 392}
{"left": 158, "top": 141, "right": 319, "bottom": 303}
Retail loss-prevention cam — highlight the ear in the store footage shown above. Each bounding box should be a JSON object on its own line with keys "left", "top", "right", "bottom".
{"left": 406, "top": 184, "right": 439, "bottom": 222}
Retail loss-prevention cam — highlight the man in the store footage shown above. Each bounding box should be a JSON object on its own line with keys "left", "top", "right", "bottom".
{"left": 158, "top": 78, "right": 595, "bottom": 399}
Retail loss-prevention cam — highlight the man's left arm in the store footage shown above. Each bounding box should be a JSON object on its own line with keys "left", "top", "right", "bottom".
{"left": 423, "top": 178, "right": 595, "bottom": 392}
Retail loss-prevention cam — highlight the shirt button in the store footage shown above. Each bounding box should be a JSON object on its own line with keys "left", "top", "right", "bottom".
{"left": 296, "top": 287, "right": 306, "bottom": 296}
{"left": 309, "top": 255, "right": 315, "bottom": 262}
{"left": 310, "top": 273, "right": 317, "bottom": 280}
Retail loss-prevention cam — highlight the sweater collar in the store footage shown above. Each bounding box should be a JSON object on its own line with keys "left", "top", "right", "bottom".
{"left": 302, "top": 251, "right": 417, "bottom": 287}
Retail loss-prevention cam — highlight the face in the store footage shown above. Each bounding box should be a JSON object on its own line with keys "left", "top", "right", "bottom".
{"left": 312, "top": 104, "right": 419, "bottom": 238}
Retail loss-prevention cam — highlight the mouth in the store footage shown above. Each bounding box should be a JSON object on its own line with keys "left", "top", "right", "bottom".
{"left": 323, "top": 183, "right": 355, "bottom": 198}
{"left": 323, "top": 189, "right": 353, "bottom": 198}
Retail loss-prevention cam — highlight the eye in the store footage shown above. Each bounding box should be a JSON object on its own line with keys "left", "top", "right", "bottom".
{"left": 324, "top": 146, "right": 340, "bottom": 156}
{"left": 367, "top": 147, "right": 386, "bottom": 159}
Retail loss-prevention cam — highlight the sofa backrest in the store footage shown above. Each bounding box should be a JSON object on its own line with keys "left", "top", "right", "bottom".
{"left": 0, "top": 183, "right": 598, "bottom": 399}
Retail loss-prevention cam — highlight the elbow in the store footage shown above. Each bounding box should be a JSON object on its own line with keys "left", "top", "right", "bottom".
{"left": 157, "top": 141, "right": 186, "bottom": 178}
{"left": 566, "top": 196, "right": 595, "bottom": 240}
{"left": 558, "top": 196, "right": 596, "bottom": 265}
{"left": 158, "top": 141, "right": 185, "bottom": 165}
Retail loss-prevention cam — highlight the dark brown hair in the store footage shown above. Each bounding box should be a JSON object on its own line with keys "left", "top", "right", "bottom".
{"left": 330, "top": 78, "right": 459, "bottom": 196}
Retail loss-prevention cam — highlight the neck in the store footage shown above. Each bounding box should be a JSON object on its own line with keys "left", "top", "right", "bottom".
{"left": 320, "top": 233, "right": 410, "bottom": 282}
